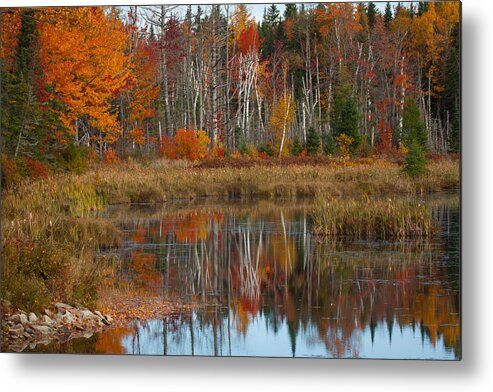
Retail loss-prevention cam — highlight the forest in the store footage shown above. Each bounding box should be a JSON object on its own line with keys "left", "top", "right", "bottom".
{"left": 1, "top": 2, "right": 460, "bottom": 178}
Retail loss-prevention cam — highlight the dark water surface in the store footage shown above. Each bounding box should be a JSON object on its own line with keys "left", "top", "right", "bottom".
{"left": 33, "top": 196, "right": 460, "bottom": 359}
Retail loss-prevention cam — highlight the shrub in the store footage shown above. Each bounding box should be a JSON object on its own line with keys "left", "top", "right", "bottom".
{"left": 336, "top": 133, "right": 354, "bottom": 159}
{"left": 60, "top": 143, "right": 90, "bottom": 174}
{"left": 404, "top": 140, "right": 427, "bottom": 177}
{"left": 323, "top": 134, "right": 336, "bottom": 156}
{"left": 306, "top": 127, "right": 321, "bottom": 156}
{"left": 159, "top": 136, "right": 177, "bottom": 159}
{"left": 103, "top": 148, "right": 119, "bottom": 164}
{"left": 1, "top": 154, "right": 22, "bottom": 188}
{"left": 258, "top": 142, "right": 274, "bottom": 157}
{"left": 22, "top": 157, "right": 49, "bottom": 179}
{"left": 196, "top": 130, "right": 211, "bottom": 160}
{"left": 290, "top": 138, "right": 304, "bottom": 156}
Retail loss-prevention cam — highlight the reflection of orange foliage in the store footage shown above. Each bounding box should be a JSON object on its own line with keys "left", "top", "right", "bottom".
{"left": 175, "top": 212, "right": 210, "bottom": 243}
{"left": 130, "top": 252, "right": 162, "bottom": 288}
{"left": 95, "top": 326, "right": 133, "bottom": 354}
{"left": 130, "top": 227, "right": 146, "bottom": 244}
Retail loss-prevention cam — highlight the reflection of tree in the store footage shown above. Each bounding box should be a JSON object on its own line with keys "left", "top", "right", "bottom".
{"left": 116, "top": 202, "right": 459, "bottom": 357}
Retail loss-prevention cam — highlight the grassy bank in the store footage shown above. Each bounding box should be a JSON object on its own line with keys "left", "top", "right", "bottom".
{"left": 9, "top": 157, "right": 458, "bottom": 206}
{"left": 1, "top": 158, "right": 459, "bottom": 313}
{"left": 312, "top": 196, "right": 435, "bottom": 240}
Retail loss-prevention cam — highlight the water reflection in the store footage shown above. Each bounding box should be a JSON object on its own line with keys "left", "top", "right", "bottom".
{"left": 36, "top": 198, "right": 460, "bottom": 358}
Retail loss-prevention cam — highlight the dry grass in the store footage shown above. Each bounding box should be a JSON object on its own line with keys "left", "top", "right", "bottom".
{"left": 312, "top": 195, "right": 435, "bottom": 240}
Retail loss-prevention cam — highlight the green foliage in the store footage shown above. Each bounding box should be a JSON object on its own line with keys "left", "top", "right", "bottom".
{"left": 323, "top": 134, "right": 336, "bottom": 156}
{"left": 331, "top": 68, "right": 360, "bottom": 149}
{"left": 367, "top": 2, "right": 377, "bottom": 29}
{"left": 59, "top": 143, "right": 91, "bottom": 174}
{"left": 444, "top": 24, "right": 461, "bottom": 153}
{"left": 404, "top": 140, "right": 427, "bottom": 177}
{"left": 384, "top": 2, "right": 393, "bottom": 29}
{"left": 306, "top": 127, "right": 321, "bottom": 156}
{"left": 258, "top": 142, "right": 274, "bottom": 157}
{"left": 290, "top": 138, "right": 304, "bottom": 156}
{"left": 403, "top": 97, "right": 427, "bottom": 149}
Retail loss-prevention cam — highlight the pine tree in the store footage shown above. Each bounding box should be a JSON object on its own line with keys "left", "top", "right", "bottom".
{"left": 444, "top": 24, "right": 460, "bottom": 153}
{"left": 367, "top": 2, "right": 377, "bottom": 29}
{"left": 384, "top": 2, "right": 393, "bottom": 30}
{"left": 402, "top": 97, "right": 427, "bottom": 149}
{"left": 331, "top": 67, "right": 360, "bottom": 146}
{"left": 306, "top": 127, "right": 321, "bottom": 156}
{"left": 404, "top": 139, "right": 426, "bottom": 177}
{"left": 323, "top": 134, "right": 336, "bottom": 156}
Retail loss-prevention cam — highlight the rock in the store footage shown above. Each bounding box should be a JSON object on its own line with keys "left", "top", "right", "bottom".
{"left": 74, "top": 325, "right": 84, "bottom": 331}
{"left": 101, "top": 318, "right": 110, "bottom": 326}
{"left": 28, "top": 312, "right": 38, "bottom": 323}
{"left": 62, "top": 312, "right": 75, "bottom": 324}
{"left": 40, "top": 315, "right": 54, "bottom": 325}
{"left": 44, "top": 309, "right": 54, "bottom": 318}
{"left": 9, "top": 313, "right": 28, "bottom": 325}
{"left": 55, "top": 302, "right": 72, "bottom": 310}
{"left": 9, "top": 324, "right": 25, "bottom": 336}
{"left": 31, "top": 325, "right": 52, "bottom": 335}
{"left": 94, "top": 310, "right": 104, "bottom": 319}
{"left": 105, "top": 314, "right": 113, "bottom": 323}
{"left": 9, "top": 342, "right": 29, "bottom": 352}
{"left": 78, "top": 309, "right": 97, "bottom": 321}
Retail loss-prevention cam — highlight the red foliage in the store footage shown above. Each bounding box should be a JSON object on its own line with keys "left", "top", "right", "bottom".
{"left": 103, "top": 148, "right": 119, "bottom": 164}
{"left": 22, "top": 157, "right": 50, "bottom": 179}
{"left": 238, "top": 24, "right": 260, "bottom": 54}
{"left": 159, "top": 136, "right": 177, "bottom": 159}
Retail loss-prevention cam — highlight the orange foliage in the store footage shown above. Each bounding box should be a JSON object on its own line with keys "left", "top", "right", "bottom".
{"left": 1, "top": 9, "right": 21, "bottom": 71}
{"left": 38, "top": 7, "right": 130, "bottom": 144}
{"left": 103, "top": 148, "right": 119, "bottom": 164}
{"left": 159, "top": 129, "right": 210, "bottom": 161}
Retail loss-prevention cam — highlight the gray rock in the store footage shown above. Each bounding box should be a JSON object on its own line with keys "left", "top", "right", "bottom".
{"left": 31, "top": 325, "right": 52, "bottom": 334}
{"left": 78, "top": 309, "right": 97, "bottom": 321}
{"left": 28, "top": 312, "right": 38, "bottom": 323}
{"left": 94, "top": 310, "right": 104, "bottom": 319}
{"left": 9, "top": 324, "right": 25, "bottom": 335}
{"left": 44, "top": 309, "right": 54, "bottom": 318}
{"left": 105, "top": 314, "right": 113, "bottom": 323}
{"left": 55, "top": 303, "right": 73, "bottom": 310}
{"left": 40, "top": 315, "right": 54, "bottom": 325}
{"left": 62, "top": 312, "right": 75, "bottom": 324}
{"left": 9, "top": 313, "right": 28, "bottom": 325}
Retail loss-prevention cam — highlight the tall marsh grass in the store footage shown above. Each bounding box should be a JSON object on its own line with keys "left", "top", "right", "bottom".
{"left": 312, "top": 195, "right": 435, "bottom": 240}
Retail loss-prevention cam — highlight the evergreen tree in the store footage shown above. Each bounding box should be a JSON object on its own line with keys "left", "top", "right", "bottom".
{"left": 284, "top": 4, "right": 297, "bottom": 19}
{"left": 306, "top": 127, "right": 321, "bottom": 156}
{"left": 404, "top": 139, "right": 427, "bottom": 177}
{"left": 331, "top": 68, "right": 360, "bottom": 146}
{"left": 367, "top": 2, "right": 377, "bottom": 29}
{"left": 1, "top": 10, "right": 46, "bottom": 159}
{"left": 418, "top": 1, "right": 429, "bottom": 16}
{"left": 384, "top": 2, "right": 393, "bottom": 30}
{"left": 402, "top": 97, "right": 427, "bottom": 149}
{"left": 290, "top": 138, "right": 304, "bottom": 156}
{"left": 444, "top": 24, "right": 461, "bottom": 153}
{"left": 322, "top": 134, "right": 336, "bottom": 156}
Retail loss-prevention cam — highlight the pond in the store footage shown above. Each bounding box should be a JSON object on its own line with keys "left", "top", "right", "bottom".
{"left": 31, "top": 196, "right": 460, "bottom": 359}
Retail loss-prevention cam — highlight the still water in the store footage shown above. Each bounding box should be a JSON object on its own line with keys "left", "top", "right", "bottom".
{"left": 36, "top": 197, "right": 461, "bottom": 359}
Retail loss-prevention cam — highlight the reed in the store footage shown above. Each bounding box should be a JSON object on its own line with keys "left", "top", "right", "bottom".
{"left": 312, "top": 195, "right": 435, "bottom": 240}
